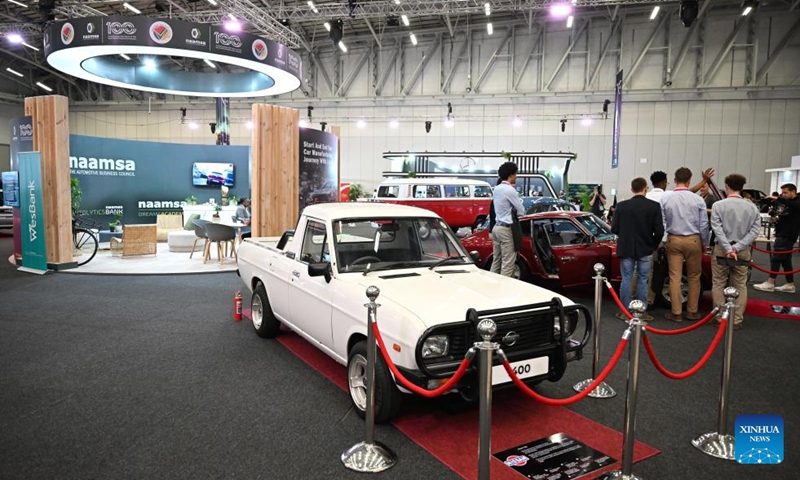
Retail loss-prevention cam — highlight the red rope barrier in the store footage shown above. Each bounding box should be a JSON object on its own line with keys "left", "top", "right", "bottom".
{"left": 502, "top": 336, "right": 629, "bottom": 406}
{"left": 606, "top": 281, "right": 719, "bottom": 335}
{"left": 750, "top": 244, "right": 800, "bottom": 255}
{"left": 372, "top": 322, "right": 472, "bottom": 398}
{"left": 642, "top": 319, "right": 727, "bottom": 380}
{"left": 749, "top": 262, "right": 800, "bottom": 276}
{"left": 646, "top": 309, "right": 718, "bottom": 336}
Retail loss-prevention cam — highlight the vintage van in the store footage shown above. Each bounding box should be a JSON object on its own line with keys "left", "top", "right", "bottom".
{"left": 373, "top": 178, "right": 493, "bottom": 229}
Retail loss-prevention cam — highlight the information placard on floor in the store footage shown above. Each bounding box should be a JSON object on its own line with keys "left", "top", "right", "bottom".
{"left": 493, "top": 432, "right": 615, "bottom": 479}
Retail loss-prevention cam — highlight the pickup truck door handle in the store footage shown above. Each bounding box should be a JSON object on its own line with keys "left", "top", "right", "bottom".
{"left": 561, "top": 256, "right": 574, "bottom": 263}
{"left": 292, "top": 270, "right": 301, "bottom": 278}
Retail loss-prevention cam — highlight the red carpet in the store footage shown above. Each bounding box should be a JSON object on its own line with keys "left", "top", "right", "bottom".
{"left": 273, "top": 328, "right": 660, "bottom": 479}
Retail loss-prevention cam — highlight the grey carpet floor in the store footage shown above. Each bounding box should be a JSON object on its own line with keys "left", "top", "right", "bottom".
{"left": 1, "top": 235, "right": 798, "bottom": 479}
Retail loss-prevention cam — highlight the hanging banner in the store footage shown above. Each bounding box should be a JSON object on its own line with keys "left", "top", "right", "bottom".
{"left": 299, "top": 129, "right": 339, "bottom": 211}
{"left": 611, "top": 70, "right": 623, "bottom": 169}
{"left": 10, "top": 116, "right": 33, "bottom": 263}
{"left": 215, "top": 97, "right": 230, "bottom": 145}
{"left": 18, "top": 151, "right": 47, "bottom": 274}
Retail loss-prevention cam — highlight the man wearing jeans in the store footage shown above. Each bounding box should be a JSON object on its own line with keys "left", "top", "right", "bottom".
{"left": 710, "top": 174, "right": 761, "bottom": 330}
{"left": 754, "top": 183, "right": 799, "bottom": 293}
{"left": 611, "top": 177, "right": 664, "bottom": 321}
{"left": 660, "top": 168, "right": 709, "bottom": 322}
{"left": 490, "top": 162, "right": 525, "bottom": 277}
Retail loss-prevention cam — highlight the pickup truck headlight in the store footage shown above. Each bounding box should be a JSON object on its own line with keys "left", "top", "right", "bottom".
{"left": 421, "top": 335, "right": 450, "bottom": 358}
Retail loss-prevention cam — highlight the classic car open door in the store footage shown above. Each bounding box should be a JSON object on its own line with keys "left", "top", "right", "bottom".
{"left": 536, "top": 217, "right": 610, "bottom": 287}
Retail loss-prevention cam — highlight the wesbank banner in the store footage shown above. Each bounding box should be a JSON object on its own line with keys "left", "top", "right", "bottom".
{"left": 18, "top": 151, "right": 47, "bottom": 274}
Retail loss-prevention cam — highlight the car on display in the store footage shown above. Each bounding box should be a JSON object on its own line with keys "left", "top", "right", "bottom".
{"left": 372, "top": 177, "right": 494, "bottom": 230}
{"left": 460, "top": 211, "right": 713, "bottom": 307}
{"left": 206, "top": 171, "right": 226, "bottom": 186}
{"left": 237, "top": 203, "right": 592, "bottom": 422}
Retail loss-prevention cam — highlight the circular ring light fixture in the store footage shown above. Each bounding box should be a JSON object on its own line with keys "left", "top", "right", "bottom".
{"left": 44, "top": 16, "right": 302, "bottom": 98}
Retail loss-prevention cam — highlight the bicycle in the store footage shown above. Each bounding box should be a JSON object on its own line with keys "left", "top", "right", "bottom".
{"left": 72, "top": 214, "right": 100, "bottom": 266}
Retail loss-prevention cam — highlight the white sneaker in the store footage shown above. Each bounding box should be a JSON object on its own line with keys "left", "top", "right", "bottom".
{"left": 753, "top": 282, "right": 775, "bottom": 292}
{"left": 774, "top": 284, "right": 796, "bottom": 293}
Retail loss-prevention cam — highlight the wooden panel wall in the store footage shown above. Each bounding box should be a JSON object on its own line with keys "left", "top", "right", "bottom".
{"left": 251, "top": 105, "right": 300, "bottom": 237}
{"left": 24, "top": 95, "right": 73, "bottom": 266}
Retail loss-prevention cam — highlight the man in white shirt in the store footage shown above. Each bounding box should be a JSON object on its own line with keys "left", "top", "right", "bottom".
{"left": 646, "top": 171, "right": 668, "bottom": 203}
{"left": 490, "top": 162, "right": 525, "bottom": 277}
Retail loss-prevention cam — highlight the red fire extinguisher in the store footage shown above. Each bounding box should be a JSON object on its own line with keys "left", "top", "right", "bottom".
{"left": 234, "top": 291, "right": 243, "bottom": 322}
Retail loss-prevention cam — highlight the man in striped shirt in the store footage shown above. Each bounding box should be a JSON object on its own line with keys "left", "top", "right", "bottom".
{"left": 660, "top": 167, "right": 709, "bottom": 322}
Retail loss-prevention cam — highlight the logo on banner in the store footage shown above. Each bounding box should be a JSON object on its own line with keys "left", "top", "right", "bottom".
{"left": 106, "top": 21, "right": 137, "bottom": 41}
{"left": 252, "top": 39, "right": 268, "bottom": 60}
{"left": 69, "top": 155, "right": 136, "bottom": 176}
{"left": 503, "top": 455, "right": 530, "bottom": 467}
{"left": 61, "top": 23, "right": 74, "bottom": 45}
{"left": 83, "top": 22, "right": 100, "bottom": 41}
{"left": 149, "top": 21, "right": 173, "bottom": 44}
{"left": 214, "top": 32, "right": 242, "bottom": 47}
{"left": 27, "top": 181, "right": 38, "bottom": 241}
{"left": 287, "top": 51, "right": 300, "bottom": 73}
{"left": 191, "top": 28, "right": 200, "bottom": 39}
{"left": 87, "top": 23, "right": 95, "bottom": 34}
{"left": 185, "top": 27, "right": 206, "bottom": 47}
{"left": 735, "top": 415, "right": 784, "bottom": 464}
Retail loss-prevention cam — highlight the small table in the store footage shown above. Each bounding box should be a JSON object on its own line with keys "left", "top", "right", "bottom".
{"left": 97, "top": 230, "right": 123, "bottom": 243}
{"left": 220, "top": 221, "right": 249, "bottom": 244}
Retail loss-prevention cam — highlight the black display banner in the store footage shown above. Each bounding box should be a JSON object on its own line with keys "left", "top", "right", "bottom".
{"left": 9, "top": 116, "right": 33, "bottom": 262}
{"left": 493, "top": 433, "right": 616, "bottom": 479}
{"left": 611, "top": 69, "right": 623, "bottom": 170}
{"left": 299, "top": 129, "right": 339, "bottom": 211}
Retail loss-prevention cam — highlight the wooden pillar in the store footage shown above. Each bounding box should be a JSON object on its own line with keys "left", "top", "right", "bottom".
{"left": 251, "top": 105, "right": 300, "bottom": 237}
{"left": 24, "top": 95, "right": 73, "bottom": 267}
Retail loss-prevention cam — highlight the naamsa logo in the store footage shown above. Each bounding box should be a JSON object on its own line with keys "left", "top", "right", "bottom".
{"left": 735, "top": 415, "right": 784, "bottom": 464}
{"left": 191, "top": 28, "right": 201, "bottom": 39}
{"left": 61, "top": 23, "right": 74, "bottom": 45}
{"left": 149, "top": 21, "right": 173, "bottom": 44}
{"left": 252, "top": 39, "right": 268, "bottom": 61}
{"left": 503, "top": 455, "right": 530, "bottom": 467}
{"left": 69, "top": 155, "right": 136, "bottom": 174}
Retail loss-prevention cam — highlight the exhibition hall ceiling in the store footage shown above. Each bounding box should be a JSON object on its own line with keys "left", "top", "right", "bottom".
{"left": 0, "top": 0, "right": 794, "bottom": 101}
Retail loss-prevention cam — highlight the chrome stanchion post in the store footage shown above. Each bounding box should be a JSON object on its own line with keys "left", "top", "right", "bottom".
{"left": 691, "top": 286, "right": 739, "bottom": 461}
{"left": 607, "top": 300, "right": 646, "bottom": 480}
{"left": 475, "top": 318, "right": 498, "bottom": 480}
{"left": 342, "top": 286, "right": 397, "bottom": 473}
{"left": 573, "top": 263, "right": 616, "bottom": 398}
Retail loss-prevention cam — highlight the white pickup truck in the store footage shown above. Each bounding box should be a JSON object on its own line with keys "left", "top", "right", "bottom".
{"left": 237, "top": 203, "right": 591, "bottom": 422}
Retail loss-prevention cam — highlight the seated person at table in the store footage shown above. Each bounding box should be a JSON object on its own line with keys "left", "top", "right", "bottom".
{"left": 235, "top": 197, "right": 252, "bottom": 239}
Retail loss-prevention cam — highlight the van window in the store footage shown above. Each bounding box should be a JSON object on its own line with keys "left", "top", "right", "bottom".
{"left": 444, "top": 185, "right": 470, "bottom": 198}
{"left": 413, "top": 185, "right": 441, "bottom": 198}
{"left": 300, "top": 219, "right": 329, "bottom": 263}
{"left": 473, "top": 185, "right": 492, "bottom": 198}
{"left": 377, "top": 185, "right": 399, "bottom": 198}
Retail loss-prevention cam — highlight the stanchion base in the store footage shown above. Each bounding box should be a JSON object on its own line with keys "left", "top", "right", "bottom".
{"left": 691, "top": 432, "right": 735, "bottom": 460}
{"left": 573, "top": 378, "right": 617, "bottom": 398}
{"left": 341, "top": 441, "right": 397, "bottom": 472}
{"left": 601, "top": 470, "right": 643, "bottom": 480}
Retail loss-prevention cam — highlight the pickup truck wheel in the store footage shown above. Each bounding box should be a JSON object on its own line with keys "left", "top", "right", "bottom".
{"left": 251, "top": 283, "right": 280, "bottom": 338}
{"left": 347, "top": 340, "right": 401, "bottom": 423}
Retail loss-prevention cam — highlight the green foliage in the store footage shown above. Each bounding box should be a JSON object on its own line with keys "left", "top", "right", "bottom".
{"left": 214, "top": 203, "right": 222, "bottom": 212}
{"left": 347, "top": 183, "right": 365, "bottom": 202}
{"left": 407, "top": 170, "right": 417, "bottom": 178}
{"left": 501, "top": 151, "right": 512, "bottom": 160}
{"left": 185, "top": 195, "right": 197, "bottom": 205}
{"left": 70, "top": 177, "right": 82, "bottom": 214}
{"left": 576, "top": 186, "right": 592, "bottom": 212}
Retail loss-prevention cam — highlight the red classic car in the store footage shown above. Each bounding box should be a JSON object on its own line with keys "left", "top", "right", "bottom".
{"left": 460, "top": 211, "right": 713, "bottom": 307}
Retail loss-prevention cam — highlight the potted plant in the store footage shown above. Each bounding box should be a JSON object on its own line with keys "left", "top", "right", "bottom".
{"left": 212, "top": 203, "right": 222, "bottom": 221}
{"left": 109, "top": 212, "right": 123, "bottom": 232}
{"left": 185, "top": 195, "right": 197, "bottom": 205}
{"left": 70, "top": 177, "right": 82, "bottom": 216}
{"left": 347, "top": 184, "right": 365, "bottom": 202}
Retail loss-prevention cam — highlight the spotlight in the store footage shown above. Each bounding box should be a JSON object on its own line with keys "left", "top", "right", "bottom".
{"left": 386, "top": 16, "right": 400, "bottom": 27}
{"left": 424, "top": 121, "right": 432, "bottom": 133}
{"left": 602, "top": 99, "right": 611, "bottom": 116}
{"left": 224, "top": 20, "right": 242, "bottom": 32}
{"left": 329, "top": 19, "right": 344, "bottom": 45}
{"left": 280, "top": 18, "right": 291, "bottom": 27}
{"left": 581, "top": 118, "right": 593, "bottom": 127}
{"left": 6, "top": 33, "right": 23, "bottom": 44}
{"left": 180, "top": 107, "right": 187, "bottom": 123}
{"left": 188, "top": 122, "right": 199, "bottom": 130}
{"left": 356, "top": 119, "right": 366, "bottom": 129}
{"left": 560, "top": 119, "right": 567, "bottom": 132}
{"left": 444, "top": 118, "right": 454, "bottom": 128}
{"left": 246, "top": 121, "right": 254, "bottom": 130}
{"left": 348, "top": 0, "right": 357, "bottom": 18}
{"left": 320, "top": 121, "right": 327, "bottom": 132}
{"left": 389, "top": 119, "right": 399, "bottom": 129}
{"left": 447, "top": 102, "right": 453, "bottom": 116}
{"left": 549, "top": 2, "right": 573, "bottom": 19}
{"left": 512, "top": 117, "right": 523, "bottom": 128}
{"left": 299, "top": 119, "right": 309, "bottom": 128}
{"left": 209, "top": 122, "right": 217, "bottom": 134}
{"left": 742, "top": 0, "right": 758, "bottom": 16}
{"left": 307, "top": 105, "right": 314, "bottom": 120}
{"left": 679, "top": 0, "right": 699, "bottom": 28}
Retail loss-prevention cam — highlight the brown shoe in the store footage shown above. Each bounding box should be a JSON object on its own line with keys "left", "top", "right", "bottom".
{"left": 733, "top": 323, "right": 743, "bottom": 330}
{"left": 664, "top": 313, "right": 684, "bottom": 322}
{"left": 710, "top": 316, "right": 722, "bottom": 326}
{"left": 685, "top": 312, "right": 701, "bottom": 321}
{"left": 641, "top": 312, "right": 654, "bottom": 322}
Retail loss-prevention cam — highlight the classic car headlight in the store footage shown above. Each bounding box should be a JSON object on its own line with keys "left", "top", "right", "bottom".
{"left": 554, "top": 312, "right": 579, "bottom": 338}
{"left": 421, "top": 335, "right": 450, "bottom": 358}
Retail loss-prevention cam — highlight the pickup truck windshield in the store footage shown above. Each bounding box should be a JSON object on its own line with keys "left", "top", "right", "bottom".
{"left": 334, "top": 217, "right": 470, "bottom": 273}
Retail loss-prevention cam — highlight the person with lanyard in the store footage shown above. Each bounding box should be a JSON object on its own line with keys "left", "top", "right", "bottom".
{"left": 710, "top": 174, "right": 761, "bottom": 330}
{"left": 754, "top": 183, "right": 800, "bottom": 293}
{"left": 490, "top": 162, "right": 525, "bottom": 277}
{"left": 660, "top": 167, "right": 709, "bottom": 322}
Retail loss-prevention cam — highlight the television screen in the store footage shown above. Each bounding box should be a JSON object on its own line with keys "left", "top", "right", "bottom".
{"left": 193, "top": 162, "right": 234, "bottom": 187}
{"left": 2, "top": 171, "right": 20, "bottom": 207}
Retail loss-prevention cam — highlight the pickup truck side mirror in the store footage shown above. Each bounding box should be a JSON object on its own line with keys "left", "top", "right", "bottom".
{"left": 469, "top": 250, "right": 481, "bottom": 263}
{"left": 308, "top": 262, "right": 332, "bottom": 283}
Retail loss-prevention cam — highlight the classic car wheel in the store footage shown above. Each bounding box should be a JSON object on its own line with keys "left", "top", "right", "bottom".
{"left": 661, "top": 274, "right": 689, "bottom": 307}
{"left": 483, "top": 256, "right": 530, "bottom": 281}
{"left": 251, "top": 282, "right": 280, "bottom": 338}
{"left": 347, "top": 340, "right": 402, "bottom": 423}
